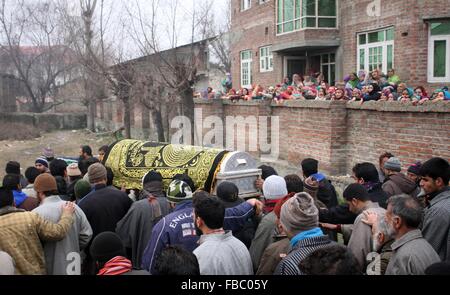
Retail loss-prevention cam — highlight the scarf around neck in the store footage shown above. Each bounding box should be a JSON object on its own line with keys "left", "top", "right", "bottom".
{"left": 97, "top": 256, "right": 132, "bottom": 276}
{"left": 290, "top": 228, "right": 324, "bottom": 248}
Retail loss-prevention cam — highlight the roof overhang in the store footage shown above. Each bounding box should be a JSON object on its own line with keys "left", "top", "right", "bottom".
{"left": 272, "top": 39, "right": 341, "bottom": 53}
{"left": 422, "top": 16, "right": 450, "bottom": 22}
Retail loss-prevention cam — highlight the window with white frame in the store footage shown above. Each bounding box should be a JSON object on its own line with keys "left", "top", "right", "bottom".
{"left": 241, "top": 0, "right": 251, "bottom": 11}
{"left": 260, "top": 46, "right": 273, "bottom": 72}
{"left": 320, "top": 53, "right": 336, "bottom": 85}
{"left": 276, "top": 0, "right": 337, "bottom": 35}
{"left": 357, "top": 27, "right": 394, "bottom": 74}
{"left": 241, "top": 50, "right": 252, "bottom": 88}
{"left": 259, "top": 0, "right": 269, "bottom": 4}
{"left": 428, "top": 21, "right": 450, "bottom": 83}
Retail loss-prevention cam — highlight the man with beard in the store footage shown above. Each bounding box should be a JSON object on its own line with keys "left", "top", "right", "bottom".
{"left": 384, "top": 195, "right": 440, "bottom": 275}
{"left": 363, "top": 213, "right": 395, "bottom": 275}
{"left": 419, "top": 157, "right": 450, "bottom": 261}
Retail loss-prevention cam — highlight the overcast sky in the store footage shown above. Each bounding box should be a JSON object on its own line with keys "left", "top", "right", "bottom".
{"left": 2, "top": 0, "right": 229, "bottom": 59}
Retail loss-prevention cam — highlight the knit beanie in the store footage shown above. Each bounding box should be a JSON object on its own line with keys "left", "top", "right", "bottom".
{"left": 5, "top": 161, "right": 20, "bottom": 175}
{"left": 43, "top": 147, "right": 55, "bottom": 159}
{"left": 303, "top": 176, "right": 319, "bottom": 200}
{"left": 34, "top": 173, "right": 57, "bottom": 193}
{"left": 35, "top": 157, "right": 49, "bottom": 168}
{"left": 74, "top": 180, "right": 92, "bottom": 200}
{"left": 67, "top": 163, "right": 82, "bottom": 177}
{"left": 90, "top": 232, "right": 126, "bottom": 264}
{"left": 216, "top": 181, "right": 239, "bottom": 203}
{"left": 142, "top": 171, "right": 163, "bottom": 185}
{"left": 407, "top": 162, "right": 422, "bottom": 176}
{"left": 263, "top": 175, "right": 288, "bottom": 200}
{"left": 384, "top": 157, "right": 402, "bottom": 172}
{"left": 167, "top": 180, "right": 193, "bottom": 204}
{"left": 280, "top": 192, "right": 319, "bottom": 235}
{"left": 88, "top": 163, "right": 107, "bottom": 184}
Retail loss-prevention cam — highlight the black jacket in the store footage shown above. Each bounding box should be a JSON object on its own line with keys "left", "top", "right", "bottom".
{"left": 318, "top": 178, "right": 339, "bottom": 209}
{"left": 78, "top": 184, "right": 132, "bottom": 237}
{"left": 319, "top": 182, "right": 389, "bottom": 224}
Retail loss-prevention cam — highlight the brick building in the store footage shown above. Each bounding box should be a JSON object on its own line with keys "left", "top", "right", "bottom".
{"left": 230, "top": 0, "right": 450, "bottom": 91}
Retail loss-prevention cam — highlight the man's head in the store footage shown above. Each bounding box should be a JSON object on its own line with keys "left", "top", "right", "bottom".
{"left": 419, "top": 158, "right": 450, "bottom": 195}
{"left": 343, "top": 184, "right": 370, "bottom": 215}
{"left": 258, "top": 165, "right": 278, "bottom": 180}
{"left": 2, "top": 174, "right": 21, "bottom": 191}
{"left": 34, "top": 173, "right": 58, "bottom": 202}
{"left": 25, "top": 167, "right": 40, "bottom": 185}
{"left": 154, "top": 246, "right": 200, "bottom": 275}
{"left": 0, "top": 187, "right": 14, "bottom": 208}
{"left": 284, "top": 174, "right": 303, "bottom": 194}
{"left": 90, "top": 232, "right": 126, "bottom": 269}
{"left": 299, "top": 244, "right": 361, "bottom": 275}
{"left": 352, "top": 162, "right": 380, "bottom": 184}
{"left": 301, "top": 158, "right": 318, "bottom": 178}
{"left": 98, "top": 145, "right": 109, "bottom": 163}
{"left": 216, "top": 182, "right": 239, "bottom": 203}
{"left": 280, "top": 192, "right": 319, "bottom": 238}
{"left": 385, "top": 194, "right": 423, "bottom": 239}
{"left": 384, "top": 157, "right": 402, "bottom": 175}
{"left": 193, "top": 195, "right": 225, "bottom": 235}
{"left": 5, "top": 161, "right": 20, "bottom": 175}
{"left": 35, "top": 157, "right": 49, "bottom": 174}
{"left": 379, "top": 152, "right": 394, "bottom": 176}
{"left": 74, "top": 180, "right": 91, "bottom": 202}
{"left": 80, "top": 145, "right": 93, "bottom": 160}
{"left": 263, "top": 175, "right": 288, "bottom": 201}
{"left": 87, "top": 163, "right": 107, "bottom": 185}
{"left": 66, "top": 163, "right": 82, "bottom": 180}
{"left": 372, "top": 215, "right": 395, "bottom": 252}
{"left": 407, "top": 162, "right": 422, "bottom": 184}
{"left": 50, "top": 159, "right": 68, "bottom": 178}
{"left": 173, "top": 174, "right": 196, "bottom": 192}
{"left": 142, "top": 171, "right": 163, "bottom": 186}
{"left": 167, "top": 179, "right": 193, "bottom": 208}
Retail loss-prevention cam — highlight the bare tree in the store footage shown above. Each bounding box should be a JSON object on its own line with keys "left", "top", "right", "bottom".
{"left": 123, "top": 0, "right": 214, "bottom": 143}
{"left": 0, "top": 0, "right": 79, "bottom": 113}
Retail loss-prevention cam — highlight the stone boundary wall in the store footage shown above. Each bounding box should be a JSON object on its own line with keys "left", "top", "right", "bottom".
{"left": 0, "top": 112, "right": 87, "bottom": 131}
{"left": 194, "top": 99, "right": 450, "bottom": 176}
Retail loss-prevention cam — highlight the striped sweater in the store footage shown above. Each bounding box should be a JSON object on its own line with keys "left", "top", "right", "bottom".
{"left": 274, "top": 235, "right": 335, "bottom": 275}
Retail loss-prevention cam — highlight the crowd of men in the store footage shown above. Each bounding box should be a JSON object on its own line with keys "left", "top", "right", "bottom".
{"left": 0, "top": 145, "right": 449, "bottom": 275}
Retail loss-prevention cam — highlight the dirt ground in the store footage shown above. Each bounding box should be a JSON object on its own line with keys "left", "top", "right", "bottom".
{"left": 0, "top": 129, "right": 114, "bottom": 179}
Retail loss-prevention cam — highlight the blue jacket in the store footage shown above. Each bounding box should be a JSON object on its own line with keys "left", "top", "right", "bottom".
{"left": 141, "top": 200, "right": 255, "bottom": 273}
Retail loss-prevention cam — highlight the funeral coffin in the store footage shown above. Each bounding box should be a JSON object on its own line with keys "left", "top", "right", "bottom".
{"left": 103, "top": 140, "right": 262, "bottom": 198}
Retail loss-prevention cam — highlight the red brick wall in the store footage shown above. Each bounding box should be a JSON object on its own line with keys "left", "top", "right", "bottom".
{"left": 194, "top": 99, "right": 450, "bottom": 176}
{"left": 231, "top": 0, "right": 450, "bottom": 93}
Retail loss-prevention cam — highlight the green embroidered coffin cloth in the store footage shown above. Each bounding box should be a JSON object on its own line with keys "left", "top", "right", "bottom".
{"left": 103, "top": 140, "right": 229, "bottom": 192}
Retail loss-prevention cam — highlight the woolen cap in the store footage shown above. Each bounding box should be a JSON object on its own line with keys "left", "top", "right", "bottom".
{"left": 35, "top": 157, "right": 49, "bottom": 168}
{"left": 263, "top": 175, "right": 288, "bottom": 200}
{"left": 90, "top": 232, "right": 126, "bottom": 264}
{"left": 34, "top": 173, "right": 57, "bottom": 193}
{"left": 88, "top": 163, "right": 107, "bottom": 184}
{"left": 280, "top": 192, "right": 319, "bottom": 235}
{"left": 142, "top": 171, "right": 163, "bottom": 185}
{"left": 167, "top": 180, "right": 193, "bottom": 203}
{"left": 384, "top": 157, "right": 402, "bottom": 172}
{"left": 67, "top": 163, "right": 82, "bottom": 177}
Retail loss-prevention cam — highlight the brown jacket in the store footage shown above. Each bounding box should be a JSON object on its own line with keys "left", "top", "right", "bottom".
{"left": 0, "top": 206, "right": 74, "bottom": 275}
{"left": 256, "top": 237, "right": 290, "bottom": 275}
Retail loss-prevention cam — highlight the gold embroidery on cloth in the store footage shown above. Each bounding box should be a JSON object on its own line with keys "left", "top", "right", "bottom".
{"left": 104, "top": 140, "right": 228, "bottom": 191}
